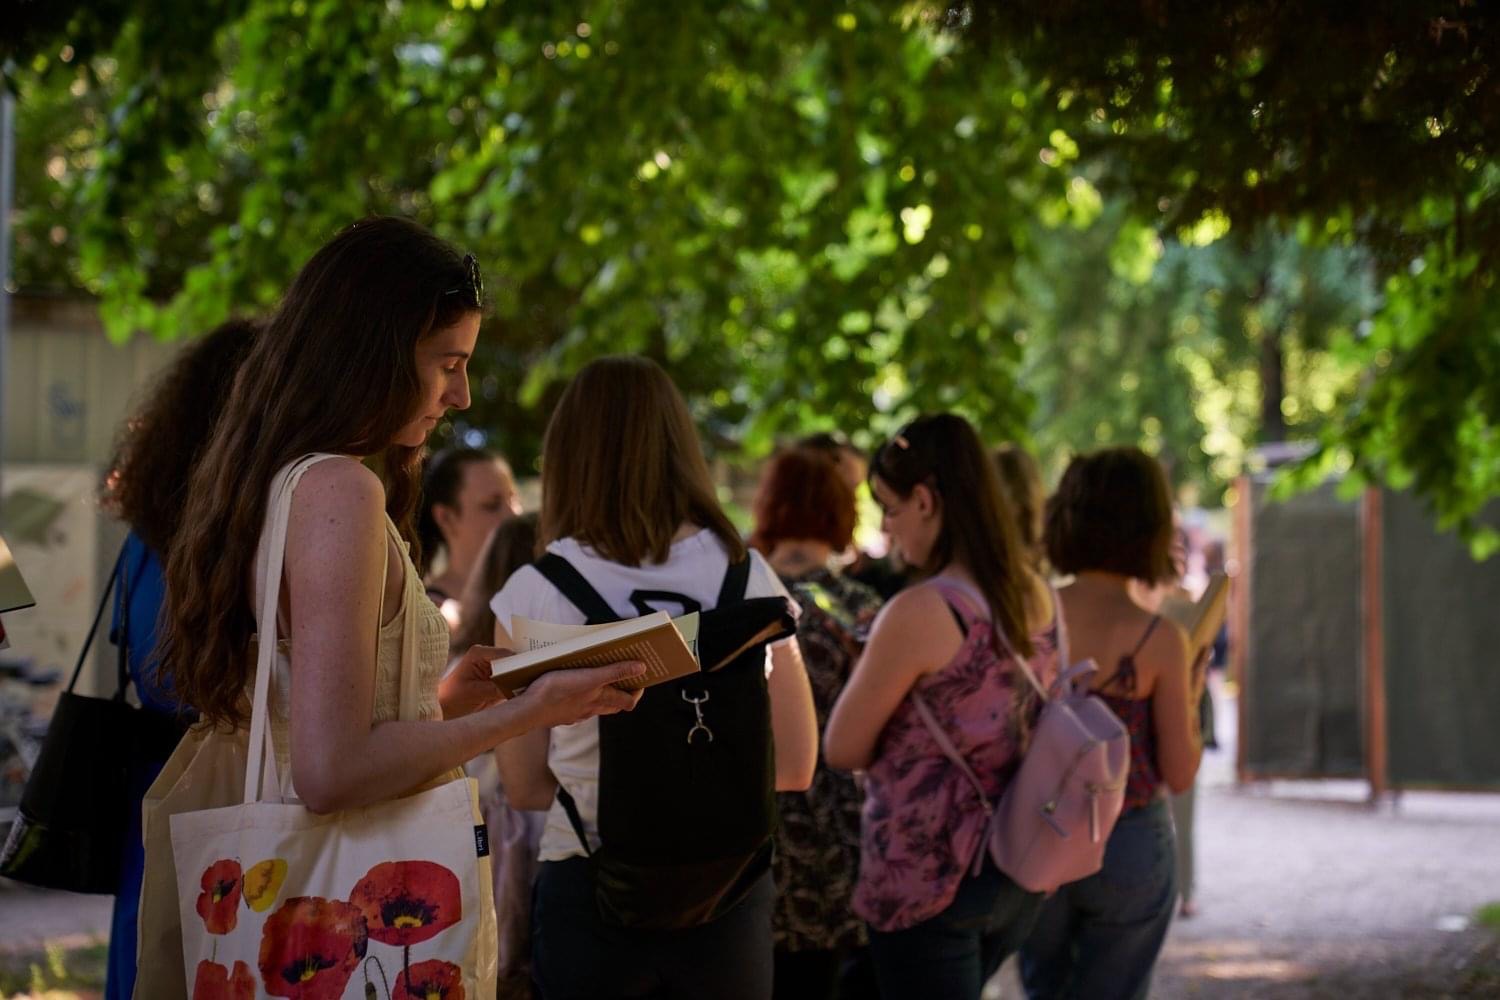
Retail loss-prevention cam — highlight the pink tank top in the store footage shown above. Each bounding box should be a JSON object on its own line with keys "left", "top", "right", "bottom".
{"left": 852, "top": 581, "right": 1059, "bottom": 932}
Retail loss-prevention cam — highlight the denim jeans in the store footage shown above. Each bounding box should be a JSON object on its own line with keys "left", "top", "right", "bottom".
{"left": 866, "top": 859, "right": 1043, "bottom": 1000}
{"left": 532, "top": 856, "right": 774, "bottom": 1000}
{"left": 1020, "top": 797, "right": 1178, "bottom": 1000}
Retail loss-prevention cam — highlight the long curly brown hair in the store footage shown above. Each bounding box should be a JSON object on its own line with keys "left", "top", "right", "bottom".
{"left": 103, "top": 317, "right": 258, "bottom": 556}
{"left": 159, "top": 217, "right": 482, "bottom": 727}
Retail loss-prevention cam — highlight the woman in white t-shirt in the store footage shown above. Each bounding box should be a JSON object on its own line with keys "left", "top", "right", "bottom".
{"left": 493, "top": 356, "right": 817, "bottom": 1000}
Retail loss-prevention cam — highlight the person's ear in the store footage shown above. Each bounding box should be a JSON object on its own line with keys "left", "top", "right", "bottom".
{"left": 433, "top": 501, "right": 461, "bottom": 536}
{"left": 912, "top": 482, "right": 940, "bottom": 520}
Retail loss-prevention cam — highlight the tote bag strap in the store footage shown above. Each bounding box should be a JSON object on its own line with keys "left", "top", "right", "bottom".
{"left": 65, "top": 543, "right": 124, "bottom": 695}
{"left": 243, "top": 453, "right": 361, "bottom": 804}
{"left": 386, "top": 515, "right": 424, "bottom": 722}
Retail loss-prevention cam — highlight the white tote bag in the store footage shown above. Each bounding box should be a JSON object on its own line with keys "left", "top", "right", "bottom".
{"left": 169, "top": 455, "right": 496, "bottom": 1000}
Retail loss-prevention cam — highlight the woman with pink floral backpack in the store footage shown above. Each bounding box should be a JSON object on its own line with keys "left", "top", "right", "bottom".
{"left": 825, "top": 413, "right": 1060, "bottom": 1000}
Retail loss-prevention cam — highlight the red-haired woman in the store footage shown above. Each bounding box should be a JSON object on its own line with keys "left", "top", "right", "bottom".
{"left": 752, "top": 447, "right": 884, "bottom": 1000}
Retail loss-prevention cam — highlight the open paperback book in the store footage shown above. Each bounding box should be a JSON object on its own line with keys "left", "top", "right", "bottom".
{"left": 490, "top": 611, "right": 701, "bottom": 697}
{"left": 1159, "top": 572, "right": 1229, "bottom": 658}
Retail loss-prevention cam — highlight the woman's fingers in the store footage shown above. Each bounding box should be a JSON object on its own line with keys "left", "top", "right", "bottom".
{"left": 595, "top": 686, "right": 641, "bottom": 714}
{"left": 583, "top": 660, "right": 647, "bottom": 688}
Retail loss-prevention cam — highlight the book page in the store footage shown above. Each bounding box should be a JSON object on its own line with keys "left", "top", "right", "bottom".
{"left": 1160, "top": 573, "right": 1228, "bottom": 655}
{"left": 512, "top": 612, "right": 700, "bottom": 661}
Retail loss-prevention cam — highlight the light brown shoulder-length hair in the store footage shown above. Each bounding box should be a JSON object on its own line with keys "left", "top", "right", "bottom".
{"left": 160, "top": 217, "right": 483, "bottom": 727}
{"left": 870, "top": 413, "right": 1035, "bottom": 658}
{"left": 540, "top": 356, "right": 745, "bottom": 567}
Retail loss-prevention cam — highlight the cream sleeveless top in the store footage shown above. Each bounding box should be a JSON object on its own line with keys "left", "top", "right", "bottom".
{"left": 256, "top": 455, "right": 450, "bottom": 794}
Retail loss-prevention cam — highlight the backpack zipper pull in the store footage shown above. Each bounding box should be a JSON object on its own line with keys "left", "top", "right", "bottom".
{"left": 683, "top": 690, "right": 714, "bottom": 744}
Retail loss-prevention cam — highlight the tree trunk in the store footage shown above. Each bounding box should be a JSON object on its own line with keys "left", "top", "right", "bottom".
{"left": 1260, "top": 323, "right": 1286, "bottom": 444}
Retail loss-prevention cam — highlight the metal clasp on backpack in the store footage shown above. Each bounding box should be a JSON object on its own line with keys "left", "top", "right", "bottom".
{"left": 682, "top": 690, "right": 713, "bottom": 744}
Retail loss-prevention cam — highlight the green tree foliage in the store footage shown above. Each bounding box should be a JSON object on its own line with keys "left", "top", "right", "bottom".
{"left": 8, "top": 1, "right": 1072, "bottom": 467}
{"left": 1016, "top": 205, "right": 1375, "bottom": 503}
{"left": 4, "top": 1, "right": 1495, "bottom": 548}
{"left": 956, "top": 0, "right": 1500, "bottom": 548}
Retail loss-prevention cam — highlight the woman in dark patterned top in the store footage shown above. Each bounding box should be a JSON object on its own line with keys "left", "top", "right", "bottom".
{"left": 1019, "top": 447, "right": 1207, "bottom": 1000}
{"left": 752, "top": 447, "right": 884, "bottom": 1000}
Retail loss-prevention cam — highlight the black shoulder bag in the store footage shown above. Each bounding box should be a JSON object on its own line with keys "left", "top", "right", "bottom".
{"left": 0, "top": 543, "right": 188, "bottom": 893}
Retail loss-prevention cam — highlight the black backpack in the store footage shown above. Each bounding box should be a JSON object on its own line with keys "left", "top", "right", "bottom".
{"left": 534, "top": 552, "right": 792, "bottom": 929}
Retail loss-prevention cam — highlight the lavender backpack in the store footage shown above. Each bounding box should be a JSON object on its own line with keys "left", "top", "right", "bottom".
{"left": 912, "top": 586, "right": 1129, "bottom": 894}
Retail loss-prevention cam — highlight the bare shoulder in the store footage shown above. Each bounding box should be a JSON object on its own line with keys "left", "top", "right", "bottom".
{"left": 863, "top": 581, "right": 958, "bottom": 678}
{"left": 283, "top": 458, "right": 387, "bottom": 565}
{"left": 291, "top": 457, "right": 384, "bottom": 519}
{"left": 876, "top": 580, "right": 950, "bottom": 629}
{"left": 1143, "top": 613, "right": 1191, "bottom": 676}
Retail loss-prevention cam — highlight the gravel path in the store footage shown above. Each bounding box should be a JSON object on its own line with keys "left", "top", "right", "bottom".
{"left": 989, "top": 691, "right": 1500, "bottom": 998}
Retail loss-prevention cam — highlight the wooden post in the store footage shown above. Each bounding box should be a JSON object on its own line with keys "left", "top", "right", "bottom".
{"left": 1231, "top": 475, "right": 1253, "bottom": 784}
{"left": 1362, "top": 488, "right": 1388, "bottom": 802}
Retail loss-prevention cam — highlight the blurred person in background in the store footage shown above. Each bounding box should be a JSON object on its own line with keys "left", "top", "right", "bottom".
{"left": 992, "top": 443, "right": 1047, "bottom": 574}
{"left": 1129, "top": 522, "right": 1217, "bottom": 919}
{"left": 751, "top": 447, "right": 883, "bottom": 1000}
{"left": 799, "top": 431, "right": 909, "bottom": 600}
{"left": 419, "top": 445, "right": 523, "bottom": 628}
{"left": 796, "top": 431, "right": 868, "bottom": 497}
{"left": 1020, "top": 447, "right": 1207, "bottom": 1000}
{"left": 98, "top": 316, "right": 258, "bottom": 1000}
{"left": 451, "top": 512, "right": 547, "bottom": 999}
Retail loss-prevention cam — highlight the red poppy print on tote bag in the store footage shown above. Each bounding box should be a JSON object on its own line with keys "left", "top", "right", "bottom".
{"left": 257, "top": 896, "right": 369, "bottom": 1000}
{"left": 391, "top": 959, "right": 465, "bottom": 1000}
{"left": 196, "top": 860, "right": 243, "bottom": 935}
{"left": 351, "top": 860, "right": 463, "bottom": 947}
{"left": 191, "top": 959, "right": 255, "bottom": 1000}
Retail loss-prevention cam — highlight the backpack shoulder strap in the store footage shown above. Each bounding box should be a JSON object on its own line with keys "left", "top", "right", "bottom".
{"left": 553, "top": 786, "right": 595, "bottom": 857}
{"left": 928, "top": 579, "right": 979, "bottom": 638}
{"left": 533, "top": 553, "right": 621, "bottom": 625}
{"left": 909, "top": 690, "right": 993, "bottom": 877}
{"left": 716, "top": 555, "right": 751, "bottom": 608}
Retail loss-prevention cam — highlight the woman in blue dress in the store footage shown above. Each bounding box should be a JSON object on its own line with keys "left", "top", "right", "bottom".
{"left": 100, "top": 316, "right": 258, "bottom": 1000}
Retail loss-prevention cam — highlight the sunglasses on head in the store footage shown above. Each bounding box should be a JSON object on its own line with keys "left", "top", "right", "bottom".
{"left": 444, "top": 253, "right": 483, "bottom": 305}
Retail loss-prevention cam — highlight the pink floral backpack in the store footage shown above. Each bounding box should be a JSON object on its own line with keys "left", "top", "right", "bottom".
{"left": 912, "top": 585, "right": 1129, "bottom": 893}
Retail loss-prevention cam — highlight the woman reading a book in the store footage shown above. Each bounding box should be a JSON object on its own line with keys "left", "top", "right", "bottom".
{"left": 491, "top": 355, "right": 818, "bottom": 1000}
{"left": 159, "top": 217, "right": 643, "bottom": 821}
{"left": 823, "top": 413, "right": 1058, "bottom": 1000}
{"left": 1018, "top": 447, "right": 1205, "bottom": 1000}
